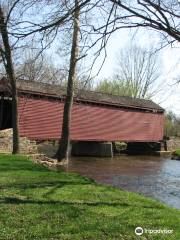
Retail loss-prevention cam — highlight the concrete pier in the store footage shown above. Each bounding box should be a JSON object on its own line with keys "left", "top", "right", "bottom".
{"left": 126, "top": 142, "right": 161, "bottom": 155}
{"left": 71, "top": 141, "right": 113, "bottom": 157}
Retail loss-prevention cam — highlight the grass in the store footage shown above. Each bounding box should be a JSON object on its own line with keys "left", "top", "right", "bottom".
{"left": 172, "top": 149, "right": 180, "bottom": 160}
{"left": 175, "top": 149, "right": 180, "bottom": 156}
{"left": 0, "top": 154, "right": 179, "bottom": 240}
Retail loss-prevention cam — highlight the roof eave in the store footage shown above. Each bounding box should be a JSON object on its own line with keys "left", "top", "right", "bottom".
{"left": 17, "top": 89, "right": 164, "bottom": 113}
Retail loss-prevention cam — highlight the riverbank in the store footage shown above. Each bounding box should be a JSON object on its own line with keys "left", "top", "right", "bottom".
{"left": 0, "top": 154, "right": 179, "bottom": 240}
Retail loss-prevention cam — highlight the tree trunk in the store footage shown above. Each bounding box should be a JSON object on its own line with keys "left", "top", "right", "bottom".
{"left": 0, "top": 95, "right": 4, "bottom": 129}
{"left": 55, "top": 0, "right": 80, "bottom": 161}
{"left": 0, "top": 6, "right": 20, "bottom": 154}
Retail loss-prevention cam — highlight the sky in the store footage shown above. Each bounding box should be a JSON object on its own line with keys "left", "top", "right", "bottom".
{"left": 89, "top": 29, "right": 180, "bottom": 116}
{"left": 11, "top": 0, "right": 179, "bottom": 116}
{"left": 17, "top": 2, "right": 179, "bottom": 116}
{"left": 18, "top": 22, "right": 180, "bottom": 116}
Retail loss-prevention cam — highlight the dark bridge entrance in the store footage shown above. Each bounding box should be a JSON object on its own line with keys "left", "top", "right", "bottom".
{"left": 0, "top": 97, "right": 12, "bottom": 130}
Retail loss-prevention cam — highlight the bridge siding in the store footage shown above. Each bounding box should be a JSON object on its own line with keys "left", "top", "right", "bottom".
{"left": 18, "top": 96, "right": 164, "bottom": 142}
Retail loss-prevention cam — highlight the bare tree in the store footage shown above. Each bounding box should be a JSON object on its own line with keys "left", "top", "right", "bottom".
{"left": 0, "top": 4, "right": 19, "bottom": 154}
{"left": 11, "top": 0, "right": 90, "bottom": 38}
{"left": 0, "top": 0, "right": 91, "bottom": 159}
{"left": 16, "top": 49, "right": 67, "bottom": 85}
{"left": 55, "top": 0, "right": 80, "bottom": 161}
{"left": 93, "top": 0, "right": 180, "bottom": 46}
{"left": 96, "top": 45, "right": 162, "bottom": 99}
{"left": 115, "top": 45, "right": 162, "bottom": 98}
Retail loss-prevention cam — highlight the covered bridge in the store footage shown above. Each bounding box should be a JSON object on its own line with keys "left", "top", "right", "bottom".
{"left": 0, "top": 78, "right": 164, "bottom": 154}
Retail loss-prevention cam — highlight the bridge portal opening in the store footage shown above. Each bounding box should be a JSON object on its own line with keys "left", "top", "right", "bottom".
{"left": 0, "top": 97, "right": 12, "bottom": 130}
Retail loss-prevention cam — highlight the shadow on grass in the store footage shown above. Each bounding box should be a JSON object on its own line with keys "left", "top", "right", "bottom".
{"left": 0, "top": 197, "right": 133, "bottom": 207}
{"left": 0, "top": 197, "right": 164, "bottom": 210}
{"left": 0, "top": 162, "right": 49, "bottom": 173}
{"left": 0, "top": 180, "right": 93, "bottom": 190}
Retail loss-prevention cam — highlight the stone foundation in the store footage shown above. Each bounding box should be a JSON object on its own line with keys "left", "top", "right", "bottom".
{"left": 0, "top": 129, "right": 38, "bottom": 154}
{"left": 165, "top": 137, "right": 180, "bottom": 151}
{"left": 30, "top": 154, "right": 67, "bottom": 167}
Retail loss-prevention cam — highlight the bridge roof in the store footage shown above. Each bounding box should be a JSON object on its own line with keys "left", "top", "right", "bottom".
{"left": 0, "top": 78, "right": 164, "bottom": 112}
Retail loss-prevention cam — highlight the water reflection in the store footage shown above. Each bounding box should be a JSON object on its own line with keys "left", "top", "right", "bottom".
{"left": 61, "top": 155, "right": 180, "bottom": 209}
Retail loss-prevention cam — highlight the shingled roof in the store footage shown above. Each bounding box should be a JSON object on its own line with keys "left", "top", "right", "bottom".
{"left": 0, "top": 78, "right": 164, "bottom": 112}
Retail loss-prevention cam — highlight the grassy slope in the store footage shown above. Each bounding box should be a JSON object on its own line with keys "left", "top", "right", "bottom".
{"left": 0, "top": 154, "right": 179, "bottom": 240}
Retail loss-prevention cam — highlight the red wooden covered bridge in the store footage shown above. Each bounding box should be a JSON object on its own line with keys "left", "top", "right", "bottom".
{"left": 0, "top": 78, "right": 164, "bottom": 155}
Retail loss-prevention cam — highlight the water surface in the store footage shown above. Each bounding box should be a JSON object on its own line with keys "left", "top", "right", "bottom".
{"left": 62, "top": 155, "right": 180, "bottom": 209}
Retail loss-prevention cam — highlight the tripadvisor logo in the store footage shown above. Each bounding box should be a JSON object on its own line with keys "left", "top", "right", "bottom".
{"left": 135, "top": 226, "right": 174, "bottom": 236}
{"left": 135, "top": 227, "right": 143, "bottom": 236}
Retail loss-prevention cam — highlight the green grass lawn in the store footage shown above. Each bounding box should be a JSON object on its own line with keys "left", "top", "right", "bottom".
{"left": 0, "top": 154, "right": 179, "bottom": 240}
